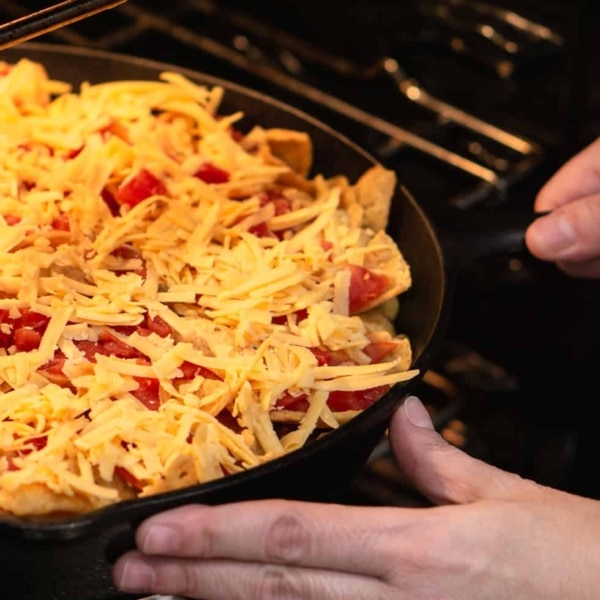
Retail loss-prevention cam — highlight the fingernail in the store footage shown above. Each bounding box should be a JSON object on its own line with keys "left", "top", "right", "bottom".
{"left": 403, "top": 396, "right": 433, "bottom": 430}
{"left": 531, "top": 213, "right": 576, "bottom": 255}
{"left": 141, "top": 524, "right": 182, "bottom": 554}
{"left": 115, "top": 558, "right": 156, "bottom": 592}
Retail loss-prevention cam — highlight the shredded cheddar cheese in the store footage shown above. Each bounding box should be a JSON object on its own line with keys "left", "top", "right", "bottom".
{"left": 0, "top": 58, "right": 416, "bottom": 518}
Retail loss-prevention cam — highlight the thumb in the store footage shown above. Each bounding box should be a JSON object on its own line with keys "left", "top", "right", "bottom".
{"left": 388, "top": 396, "right": 541, "bottom": 505}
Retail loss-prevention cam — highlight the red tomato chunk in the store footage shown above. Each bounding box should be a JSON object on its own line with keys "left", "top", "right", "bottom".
{"left": 0, "top": 309, "right": 50, "bottom": 351}
{"left": 347, "top": 265, "right": 389, "bottom": 314}
{"left": 195, "top": 162, "right": 230, "bottom": 184}
{"left": 114, "top": 169, "right": 167, "bottom": 208}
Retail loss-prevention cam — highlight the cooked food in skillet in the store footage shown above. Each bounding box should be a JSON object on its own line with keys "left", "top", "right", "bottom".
{"left": 0, "top": 58, "right": 417, "bottom": 517}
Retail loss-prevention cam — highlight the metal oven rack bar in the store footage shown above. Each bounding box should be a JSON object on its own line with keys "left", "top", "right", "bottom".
{"left": 0, "top": 0, "right": 548, "bottom": 208}
{"left": 152, "top": 0, "right": 546, "bottom": 208}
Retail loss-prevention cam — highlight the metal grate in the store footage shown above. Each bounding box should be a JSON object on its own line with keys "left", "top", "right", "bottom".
{"left": 0, "top": 0, "right": 563, "bottom": 209}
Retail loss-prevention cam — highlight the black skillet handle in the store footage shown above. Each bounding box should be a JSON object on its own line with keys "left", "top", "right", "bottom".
{"left": 432, "top": 209, "right": 547, "bottom": 269}
{"left": 104, "top": 520, "right": 138, "bottom": 564}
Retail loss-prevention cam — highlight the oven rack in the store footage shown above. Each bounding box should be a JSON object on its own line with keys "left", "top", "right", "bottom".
{"left": 0, "top": 0, "right": 551, "bottom": 208}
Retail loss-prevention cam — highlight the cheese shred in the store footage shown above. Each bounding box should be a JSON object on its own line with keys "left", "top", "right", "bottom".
{"left": 0, "top": 58, "right": 416, "bottom": 518}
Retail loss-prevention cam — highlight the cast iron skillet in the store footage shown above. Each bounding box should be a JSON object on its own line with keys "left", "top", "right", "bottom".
{"left": 0, "top": 43, "right": 534, "bottom": 600}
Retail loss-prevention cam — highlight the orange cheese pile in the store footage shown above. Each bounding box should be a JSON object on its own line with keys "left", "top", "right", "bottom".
{"left": 0, "top": 58, "right": 417, "bottom": 517}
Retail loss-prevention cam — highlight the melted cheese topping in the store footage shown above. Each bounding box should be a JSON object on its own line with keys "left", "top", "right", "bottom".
{"left": 0, "top": 58, "right": 417, "bottom": 517}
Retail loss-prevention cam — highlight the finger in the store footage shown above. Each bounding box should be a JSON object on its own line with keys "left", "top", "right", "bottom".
{"left": 123, "top": 500, "right": 404, "bottom": 577}
{"left": 534, "top": 137, "right": 600, "bottom": 211}
{"left": 525, "top": 193, "right": 600, "bottom": 263}
{"left": 389, "top": 396, "right": 542, "bottom": 505}
{"left": 553, "top": 256, "right": 600, "bottom": 278}
{"left": 113, "top": 552, "right": 390, "bottom": 600}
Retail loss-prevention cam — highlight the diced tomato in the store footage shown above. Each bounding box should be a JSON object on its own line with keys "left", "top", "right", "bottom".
{"left": 38, "top": 352, "right": 72, "bottom": 388}
{"left": 75, "top": 331, "right": 147, "bottom": 362}
{"left": 271, "top": 308, "right": 309, "bottom": 325}
{"left": 216, "top": 410, "right": 242, "bottom": 433}
{"left": 51, "top": 214, "right": 70, "bottom": 231}
{"left": 15, "top": 434, "right": 49, "bottom": 458}
{"left": 275, "top": 392, "right": 309, "bottom": 412}
{"left": 0, "top": 309, "right": 11, "bottom": 348}
{"left": 195, "top": 162, "right": 230, "bottom": 184}
{"left": 66, "top": 147, "right": 83, "bottom": 160}
{"left": 363, "top": 341, "right": 398, "bottom": 363}
{"left": 14, "top": 310, "right": 50, "bottom": 331}
{"left": 271, "top": 197, "right": 292, "bottom": 216}
{"left": 115, "top": 314, "right": 171, "bottom": 339}
{"left": 176, "top": 360, "right": 221, "bottom": 382}
{"left": 0, "top": 309, "right": 63, "bottom": 352}
{"left": 327, "top": 385, "right": 390, "bottom": 411}
{"left": 248, "top": 222, "right": 271, "bottom": 238}
{"left": 114, "top": 466, "right": 143, "bottom": 490}
{"left": 74, "top": 340, "right": 101, "bottom": 362}
{"left": 114, "top": 169, "right": 167, "bottom": 208}
{"left": 0, "top": 331, "right": 10, "bottom": 349}
{"left": 98, "top": 331, "right": 145, "bottom": 359}
{"left": 259, "top": 189, "right": 292, "bottom": 215}
{"left": 3, "top": 214, "right": 21, "bottom": 226}
{"left": 347, "top": 265, "right": 389, "bottom": 314}
{"left": 295, "top": 308, "right": 309, "bottom": 322}
{"left": 4, "top": 310, "right": 51, "bottom": 351}
{"left": 13, "top": 328, "right": 43, "bottom": 351}
{"left": 238, "top": 189, "right": 294, "bottom": 239}
{"left": 113, "top": 325, "right": 137, "bottom": 336}
{"left": 254, "top": 190, "right": 294, "bottom": 239}
{"left": 101, "top": 188, "right": 120, "bottom": 216}
{"left": 26, "top": 435, "right": 48, "bottom": 452}
{"left": 145, "top": 314, "right": 172, "bottom": 338}
{"left": 230, "top": 127, "right": 244, "bottom": 142}
{"left": 309, "top": 347, "right": 350, "bottom": 366}
{"left": 131, "top": 377, "right": 161, "bottom": 410}
{"left": 310, "top": 347, "right": 331, "bottom": 366}
{"left": 276, "top": 384, "right": 389, "bottom": 413}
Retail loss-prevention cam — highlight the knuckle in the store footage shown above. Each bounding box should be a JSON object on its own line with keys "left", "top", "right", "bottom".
{"left": 264, "top": 508, "right": 313, "bottom": 564}
{"left": 258, "top": 565, "right": 309, "bottom": 600}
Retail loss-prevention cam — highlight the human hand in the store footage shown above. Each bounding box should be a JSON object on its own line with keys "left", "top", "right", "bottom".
{"left": 112, "top": 395, "right": 600, "bottom": 600}
{"left": 526, "top": 137, "right": 600, "bottom": 278}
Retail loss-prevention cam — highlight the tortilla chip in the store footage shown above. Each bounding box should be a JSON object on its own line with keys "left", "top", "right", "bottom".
{"left": 342, "top": 165, "right": 396, "bottom": 231}
{"left": 264, "top": 128, "right": 313, "bottom": 177}
{"left": 358, "top": 230, "right": 412, "bottom": 313}
{"left": 0, "top": 483, "right": 109, "bottom": 517}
